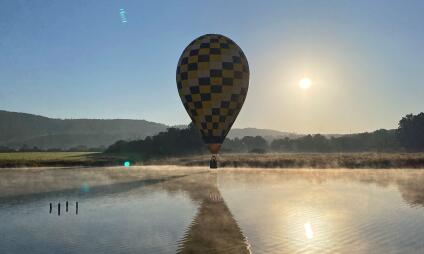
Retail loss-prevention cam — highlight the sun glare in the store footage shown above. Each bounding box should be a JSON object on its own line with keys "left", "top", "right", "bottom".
{"left": 304, "top": 222, "right": 314, "bottom": 239}
{"left": 299, "top": 78, "right": 312, "bottom": 90}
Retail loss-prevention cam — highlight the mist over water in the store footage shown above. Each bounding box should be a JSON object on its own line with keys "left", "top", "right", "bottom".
{"left": 0, "top": 167, "right": 423, "bottom": 254}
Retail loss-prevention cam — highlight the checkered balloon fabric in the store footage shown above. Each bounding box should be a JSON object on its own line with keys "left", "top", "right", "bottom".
{"left": 176, "top": 34, "right": 250, "bottom": 144}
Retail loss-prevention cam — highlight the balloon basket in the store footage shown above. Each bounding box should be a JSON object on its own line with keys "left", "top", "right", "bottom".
{"left": 210, "top": 154, "right": 218, "bottom": 169}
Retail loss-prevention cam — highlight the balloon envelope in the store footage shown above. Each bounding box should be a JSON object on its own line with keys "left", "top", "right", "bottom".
{"left": 176, "top": 34, "right": 249, "bottom": 152}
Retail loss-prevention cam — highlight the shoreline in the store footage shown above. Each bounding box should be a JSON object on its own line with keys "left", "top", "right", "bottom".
{"left": 149, "top": 153, "right": 424, "bottom": 169}
{"left": 1, "top": 152, "right": 424, "bottom": 169}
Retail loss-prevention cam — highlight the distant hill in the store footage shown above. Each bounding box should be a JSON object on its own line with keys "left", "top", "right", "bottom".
{"left": 227, "top": 128, "right": 302, "bottom": 142}
{"left": 173, "top": 125, "right": 302, "bottom": 142}
{"left": 0, "top": 110, "right": 303, "bottom": 149}
{"left": 0, "top": 110, "right": 168, "bottom": 149}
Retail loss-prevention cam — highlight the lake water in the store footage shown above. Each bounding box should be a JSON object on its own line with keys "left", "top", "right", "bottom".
{"left": 0, "top": 166, "right": 423, "bottom": 254}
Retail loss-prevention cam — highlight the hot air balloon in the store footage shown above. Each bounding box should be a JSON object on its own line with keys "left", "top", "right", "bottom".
{"left": 176, "top": 34, "right": 249, "bottom": 168}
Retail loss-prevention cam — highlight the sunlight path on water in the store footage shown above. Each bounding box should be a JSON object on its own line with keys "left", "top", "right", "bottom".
{"left": 218, "top": 169, "right": 424, "bottom": 254}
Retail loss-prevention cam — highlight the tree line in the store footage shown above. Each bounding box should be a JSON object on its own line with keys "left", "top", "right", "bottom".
{"left": 105, "top": 123, "right": 205, "bottom": 158}
{"left": 105, "top": 113, "right": 424, "bottom": 157}
{"left": 1, "top": 113, "right": 422, "bottom": 155}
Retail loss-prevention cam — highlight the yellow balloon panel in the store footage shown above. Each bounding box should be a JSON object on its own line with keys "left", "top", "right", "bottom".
{"left": 176, "top": 34, "right": 249, "bottom": 144}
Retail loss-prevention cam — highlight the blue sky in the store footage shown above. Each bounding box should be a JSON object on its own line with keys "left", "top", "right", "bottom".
{"left": 1, "top": 0, "right": 423, "bottom": 133}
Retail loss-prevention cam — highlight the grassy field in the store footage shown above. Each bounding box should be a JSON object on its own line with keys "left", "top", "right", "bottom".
{"left": 1, "top": 152, "right": 424, "bottom": 169}
{"left": 0, "top": 152, "right": 124, "bottom": 168}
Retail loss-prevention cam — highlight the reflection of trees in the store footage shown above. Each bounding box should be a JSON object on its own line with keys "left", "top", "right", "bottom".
{"left": 218, "top": 169, "right": 424, "bottom": 208}
{"left": 396, "top": 176, "right": 424, "bottom": 207}
{"left": 3, "top": 167, "right": 424, "bottom": 210}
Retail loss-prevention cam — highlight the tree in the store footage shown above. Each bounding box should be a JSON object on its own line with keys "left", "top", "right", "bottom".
{"left": 0, "top": 146, "right": 14, "bottom": 152}
{"left": 398, "top": 113, "right": 424, "bottom": 151}
{"left": 241, "top": 136, "right": 268, "bottom": 152}
{"left": 222, "top": 137, "right": 247, "bottom": 152}
{"left": 105, "top": 122, "right": 205, "bottom": 157}
{"left": 270, "top": 137, "right": 292, "bottom": 152}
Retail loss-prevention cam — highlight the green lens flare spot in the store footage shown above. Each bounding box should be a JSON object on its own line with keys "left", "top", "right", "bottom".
{"left": 124, "top": 161, "right": 131, "bottom": 167}
{"left": 81, "top": 182, "right": 90, "bottom": 193}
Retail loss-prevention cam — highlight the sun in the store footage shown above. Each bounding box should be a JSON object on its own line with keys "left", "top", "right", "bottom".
{"left": 299, "top": 78, "right": 312, "bottom": 90}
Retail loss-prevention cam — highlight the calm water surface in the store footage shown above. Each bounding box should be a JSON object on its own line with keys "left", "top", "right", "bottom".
{"left": 0, "top": 167, "right": 423, "bottom": 254}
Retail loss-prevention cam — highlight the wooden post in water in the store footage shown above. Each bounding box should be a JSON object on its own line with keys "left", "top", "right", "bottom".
{"left": 76, "top": 202, "right": 78, "bottom": 214}
{"left": 58, "top": 203, "right": 61, "bottom": 216}
{"left": 66, "top": 201, "right": 69, "bottom": 212}
{"left": 49, "top": 203, "right": 52, "bottom": 214}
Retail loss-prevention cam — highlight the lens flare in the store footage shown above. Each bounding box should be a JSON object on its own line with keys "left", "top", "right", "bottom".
{"left": 80, "top": 183, "right": 90, "bottom": 193}
{"left": 119, "top": 8, "right": 128, "bottom": 23}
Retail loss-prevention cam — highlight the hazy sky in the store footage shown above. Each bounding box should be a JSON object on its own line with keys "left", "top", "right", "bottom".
{"left": 1, "top": 0, "right": 423, "bottom": 134}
